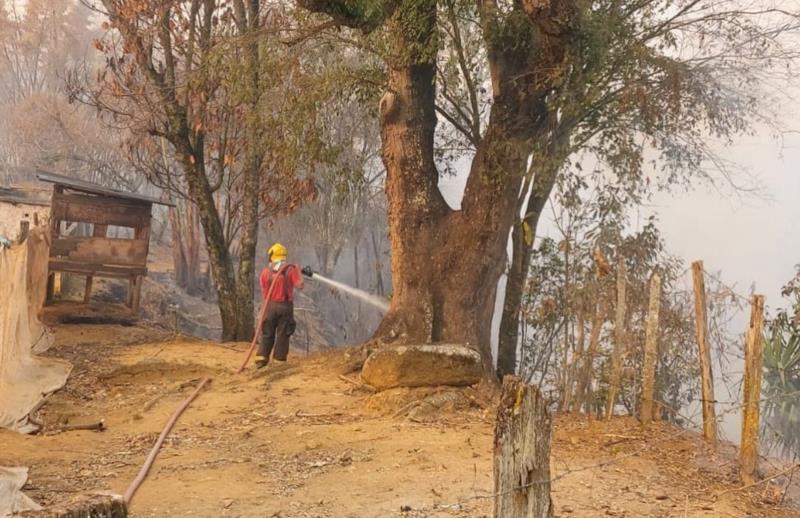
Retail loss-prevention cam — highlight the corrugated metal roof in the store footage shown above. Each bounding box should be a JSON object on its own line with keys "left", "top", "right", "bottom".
{"left": 36, "top": 171, "right": 174, "bottom": 207}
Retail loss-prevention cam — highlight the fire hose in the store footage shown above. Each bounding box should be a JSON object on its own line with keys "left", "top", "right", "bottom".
{"left": 123, "top": 377, "right": 211, "bottom": 505}
{"left": 237, "top": 273, "right": 280, "bottom": 374}
{"left": 124, "top": 265, "right": 312, "bottom": 507}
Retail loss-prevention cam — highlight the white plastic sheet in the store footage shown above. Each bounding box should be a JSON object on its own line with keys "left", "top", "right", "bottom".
{"left": 0, "top": 466, "right": 41, "bottom": 516}
{"left": 0, "top": 229, "right": 70, "bottom": 433}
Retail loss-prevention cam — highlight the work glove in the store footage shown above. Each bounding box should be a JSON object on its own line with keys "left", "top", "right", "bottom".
{"left": 301, "top": 265, "right": 314, "bottom": 278}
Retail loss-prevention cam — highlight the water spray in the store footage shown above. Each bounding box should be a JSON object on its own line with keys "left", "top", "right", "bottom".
{"left": 302, "top": 268, "right": 389, "bottom": 312}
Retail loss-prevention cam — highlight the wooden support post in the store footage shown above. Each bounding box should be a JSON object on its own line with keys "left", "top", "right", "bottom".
{"left": 640, "top": 272, "right": 662, "bottom": 425}
{"left": 83, "top": 276, "right": 94, "bottom": 304}
{"left": 53, "top": 272, "right": 62, "bottom": 298}
{"left": 45, "top": 185, "right": 65, "bottom": 307}
{"left": 691, "top": 261, "right": 717, "bottom": 443}
{"left": 606, "top": 261, "right": 627, "bottom": 419}
{"left": 494, "top": 376, "right": 553, "bottom": 518}
{"left": 740, "top": 294, "right": 765, "bottom": 485}
{"left": 127, "top": 278, "right": 135, "bottom": 308}
{"left": 94, "top": 224, "right": 109, "bottom": 237}
{"left": 130, "top": 276, "right": 143, "bottom": 314}
{"left": 46, "top": 272, "right": 55, "bottom": 303}
{"left": 82, "top": 224, "right": 108, "bottom": 305}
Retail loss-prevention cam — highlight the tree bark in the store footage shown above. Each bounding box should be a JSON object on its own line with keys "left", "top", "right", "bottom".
{"left": 574, "top": 300, "right": 605, "bottom": 413}
{"left": 185, "top": 202, "right": 202, "bottom": 294}
{"left": 562, "top": 308, "right": 585, "bottom": 412}
{"left": 168, "top": 206, "right": 188, "bottom": 289}
{"left": 178, "top": 150, "right": 239, "bottom": 341}
{"left": 496, "top": 177, "right": 552, "bottom": 377}
{"left": 353, "top": 238, "right": 360, "bottom": 289}
{"left": 233, "top": 0, "right": 263, "bottom": 341}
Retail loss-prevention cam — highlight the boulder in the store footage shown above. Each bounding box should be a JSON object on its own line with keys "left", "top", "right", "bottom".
{"left": 361, "top": 344, "right": 483, "bottom": 390}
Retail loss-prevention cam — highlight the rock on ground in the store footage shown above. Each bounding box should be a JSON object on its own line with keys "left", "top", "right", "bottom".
{"left": 361, "top": 344, "right": 483, "bottom": 390}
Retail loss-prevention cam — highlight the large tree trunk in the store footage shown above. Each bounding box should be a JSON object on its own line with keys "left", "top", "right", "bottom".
{"left": 299, "top": 0, "right": 576, "bottom": 374}
{"left": 374, "top": 70, "right": 535, "bottom": 366}
{"left": 179, "top": 150, "right": 240, "bottom": 341}
{"left": 496, "top": 213, "right": 538, "bottom": 378}
{"left": 184, "top": 202, "right": 202, "bottom": 294}
{"left": 235, "top": 159, "right": 259, "bottom": 341}
{"left": 496, "top": 135, "right": 565, "bottom": 378}
{"left": 233, "top": 0, "right": 263, "bottom": 341}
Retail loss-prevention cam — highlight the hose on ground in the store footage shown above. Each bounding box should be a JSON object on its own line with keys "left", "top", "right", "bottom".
{"left": 123, "top": 377, "right": 211, "bottom": 505}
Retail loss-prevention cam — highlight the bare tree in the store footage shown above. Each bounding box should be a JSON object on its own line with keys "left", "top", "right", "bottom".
{"left": 80, "top": 1, "right": 319, "bottom": 339}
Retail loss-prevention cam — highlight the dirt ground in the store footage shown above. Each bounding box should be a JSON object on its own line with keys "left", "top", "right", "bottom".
{"left": 2, "top": 320, "right": 798, "bottom": 518}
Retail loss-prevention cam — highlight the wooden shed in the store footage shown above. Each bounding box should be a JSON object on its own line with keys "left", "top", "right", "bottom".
{"left": 36, "top": 172, "right": 172, "bottom": 313}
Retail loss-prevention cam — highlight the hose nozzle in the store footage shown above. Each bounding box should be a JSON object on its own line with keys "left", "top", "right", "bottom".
{"left": 301, "top": 266, "right": 314, "bottom": 278}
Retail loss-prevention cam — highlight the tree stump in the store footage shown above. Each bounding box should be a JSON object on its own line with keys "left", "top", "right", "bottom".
{"left": 494, "top": 376, "right": 553, "bottom": 518}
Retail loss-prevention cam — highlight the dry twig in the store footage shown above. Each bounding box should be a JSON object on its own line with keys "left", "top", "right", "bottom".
{"left": 714, "top": 464, "right": 800, "bottom": 500}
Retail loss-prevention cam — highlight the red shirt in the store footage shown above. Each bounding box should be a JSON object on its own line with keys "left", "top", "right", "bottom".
{"left": 259, "top": 263, "right": 303, "bottom": 302}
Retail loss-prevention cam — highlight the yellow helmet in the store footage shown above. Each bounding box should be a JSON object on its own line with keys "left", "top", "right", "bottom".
{"left": 268, "top": 243, "right": 287, "bottom": 262}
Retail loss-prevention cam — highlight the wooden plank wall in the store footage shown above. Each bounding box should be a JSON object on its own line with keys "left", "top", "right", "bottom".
{"left": 49, "top": 190, "right": 151, "bottom": 270}
{"left": 50, "top": 193, "right": 150, "bottom": 229}
{"left": 51, "top": 237, "right": 148, "bottom": 267}
{"left": 47, "top": 188, "right": 152, "bottom": 312}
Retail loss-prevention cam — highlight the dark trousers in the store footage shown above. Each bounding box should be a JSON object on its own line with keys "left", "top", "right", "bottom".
{"left": 258, "top": 301, "right": 295, "bottom": 362}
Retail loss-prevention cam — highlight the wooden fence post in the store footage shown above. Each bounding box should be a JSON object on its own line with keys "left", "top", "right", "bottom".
{"left": 606, "top": 261, "right": 627, "bottom": 419}
{"left": 640, "top": 272, "right": 661, "bottom": 425}
{"left": 494, "top": 376, "right": 553, "bottom": 518}
{"left": 691, "top": 261, "right": 717, "bottom": 442}
{"left": 740, "top": 294, "right": 765, "bottom": 485}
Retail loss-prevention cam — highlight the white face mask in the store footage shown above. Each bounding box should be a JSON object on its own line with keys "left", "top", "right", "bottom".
{"left": 271, "top": 260, "right": 284, "bottom": 271}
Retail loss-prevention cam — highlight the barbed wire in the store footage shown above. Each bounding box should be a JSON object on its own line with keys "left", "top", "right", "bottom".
{"left": 409, "top": 424, "right": 697, "bottom": 514}
{"left": 406, "top": 388, "right": 798, "bottom": 515}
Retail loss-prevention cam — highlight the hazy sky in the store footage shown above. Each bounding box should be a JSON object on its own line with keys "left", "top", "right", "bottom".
{"left": 651, "top": 130, "right": 800, "bottom": 311}
{"left": 440, "top": 121, "right": 800, "bottom": 320}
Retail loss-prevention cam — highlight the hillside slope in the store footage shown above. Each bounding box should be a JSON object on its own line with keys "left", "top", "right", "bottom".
{"left": 1, "top": 322, "right": 797, "bottom": 517}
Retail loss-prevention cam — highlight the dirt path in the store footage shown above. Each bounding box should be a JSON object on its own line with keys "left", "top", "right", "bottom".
{"left": 1, "top": 323, "right": 797, "bottom": 517}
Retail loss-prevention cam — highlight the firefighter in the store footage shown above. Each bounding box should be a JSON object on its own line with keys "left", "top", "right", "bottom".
{"left": 255, "top": 243, "right": 312, "bottom": 369}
